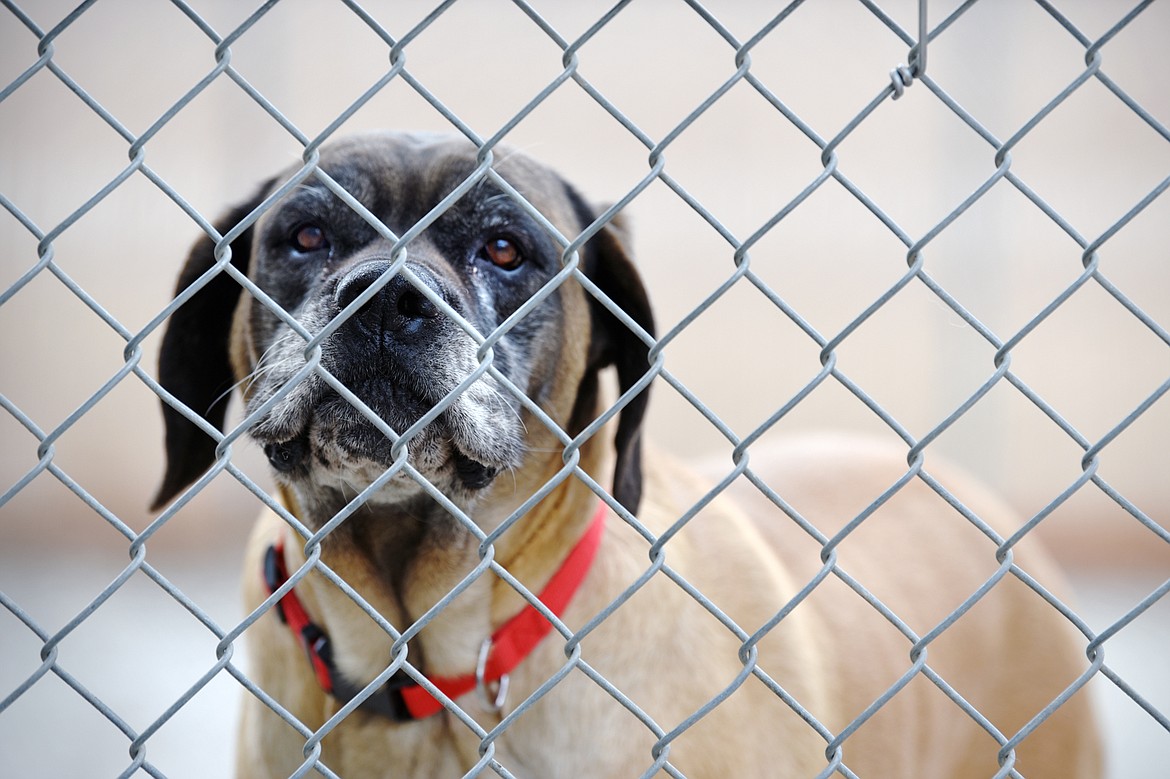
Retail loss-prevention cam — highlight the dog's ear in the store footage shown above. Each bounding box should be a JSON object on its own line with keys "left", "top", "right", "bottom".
{"left": 564, "top": 189, "right": 656, "bottom": 515}
{"left": 150, "top": 184, "right": 271, "bottom": 510}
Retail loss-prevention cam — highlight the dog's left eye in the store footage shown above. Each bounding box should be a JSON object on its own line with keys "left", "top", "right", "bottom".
{"left": 290, "top": 224, "right": 330, "bottom": 255}
{"left": 481, "top": 237, "right": 523, "bottom": 270}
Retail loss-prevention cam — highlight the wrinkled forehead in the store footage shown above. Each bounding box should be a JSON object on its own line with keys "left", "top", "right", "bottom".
{"left": 261, "top": 132, "right": 581, "bottom": 238}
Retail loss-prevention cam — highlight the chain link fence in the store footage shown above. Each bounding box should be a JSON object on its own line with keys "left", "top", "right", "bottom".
{"left": 1, "top": 0, "right": 1168, "bottom": 776}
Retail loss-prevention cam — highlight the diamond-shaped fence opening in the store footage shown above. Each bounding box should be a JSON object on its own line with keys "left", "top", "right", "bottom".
{"left": 44, "top": 0, "right": 215, "bottom": 135}
{"left": 1010, "top": 80, "right": 1170, "bottom": 238}
{"left": 0, "top": 69, "right": 134, "bottom": 229}
{"left": 926, "top": 0, "right": 1092, "bottom": 137}
{"left": 389, "top": 0, "right": 578, "bottom": 129}
{"left": 224, "top": 0, "right": 407, "bottom": 136}
{"left": 1, "top": 0, "right": 1167, "bottom": 777}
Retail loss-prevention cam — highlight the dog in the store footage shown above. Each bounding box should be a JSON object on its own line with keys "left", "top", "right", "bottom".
{"left": 152, "top": 131, "right": 1102, "bottom": 777}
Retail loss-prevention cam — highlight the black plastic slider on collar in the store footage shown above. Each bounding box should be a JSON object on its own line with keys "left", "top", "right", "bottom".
{"left": 262, "top": 542, "right": 417, "bottom": 722}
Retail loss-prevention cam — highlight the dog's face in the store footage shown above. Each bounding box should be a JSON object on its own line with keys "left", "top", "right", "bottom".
{"left": 242, "top": 134, "right": 579, "bottom": 506}
{"left": 152, "top": 132, "right": 653, "bottom": 522}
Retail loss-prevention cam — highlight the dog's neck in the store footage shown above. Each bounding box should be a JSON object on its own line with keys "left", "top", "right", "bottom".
{"left": 275, "top": 436, "right": 610, "bottom": 682}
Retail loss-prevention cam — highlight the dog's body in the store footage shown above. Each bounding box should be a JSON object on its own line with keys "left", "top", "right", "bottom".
{"left": 154, "top": 132, "right": 1101, "bottom": 777}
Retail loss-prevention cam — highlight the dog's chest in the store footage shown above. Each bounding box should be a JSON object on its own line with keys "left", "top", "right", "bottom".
{"left": 328, "top": 716, "right": 472, "bottom": 776}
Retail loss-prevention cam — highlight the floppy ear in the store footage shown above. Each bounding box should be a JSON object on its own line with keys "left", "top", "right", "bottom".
{"left": 564, "top": 189, "right": 656, "bottom": 515}
{"left": 150, "top": 185, "right": 270, "bottom": 510}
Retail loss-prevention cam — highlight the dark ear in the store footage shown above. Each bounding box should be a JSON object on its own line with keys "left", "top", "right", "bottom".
{"left": 565, "top": 189, "right": 656, "bottom": 515}
{"left": 150, "top": 185, "right": 271, "bottom": 510}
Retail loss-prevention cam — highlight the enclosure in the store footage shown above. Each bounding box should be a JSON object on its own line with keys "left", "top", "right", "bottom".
{"left": 1, "top": 0, "right": 1168, "bottom": 776}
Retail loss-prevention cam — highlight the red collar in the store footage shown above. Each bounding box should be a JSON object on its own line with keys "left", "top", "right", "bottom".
{"left": 263, "top": 501, "right": 607, "bottom": 720}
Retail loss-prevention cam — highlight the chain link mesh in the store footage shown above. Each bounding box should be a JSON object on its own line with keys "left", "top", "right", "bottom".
{"left": 1, "top": 0, "right": 1167, "bottom": 777}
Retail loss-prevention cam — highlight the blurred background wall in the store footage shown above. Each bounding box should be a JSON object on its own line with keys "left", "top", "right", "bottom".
{"left": 1, "top": 0, "right": 1167, "bottom": 776}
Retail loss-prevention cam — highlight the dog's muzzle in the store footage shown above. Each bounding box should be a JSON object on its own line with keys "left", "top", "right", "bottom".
{"left": 252, "top": 255, "right": 523, "bottom": 495}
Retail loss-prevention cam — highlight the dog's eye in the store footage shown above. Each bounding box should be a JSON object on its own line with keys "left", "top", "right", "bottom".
{"left": 291, "top": 224, "right": 330, "bottom": 254}
{"left": 482, "top": 237, "right": 523, "bottom": 270}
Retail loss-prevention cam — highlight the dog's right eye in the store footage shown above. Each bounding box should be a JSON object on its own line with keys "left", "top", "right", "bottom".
{"left": 481, "top": 237, "right": 523, "bottom": 270}
{"left": 290, "top": 224, "right": 330, "bottom": 255}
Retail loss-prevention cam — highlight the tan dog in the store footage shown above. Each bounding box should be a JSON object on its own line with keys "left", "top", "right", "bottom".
{"left": 152, "top": 132, "right": 1102, "bottom": 777}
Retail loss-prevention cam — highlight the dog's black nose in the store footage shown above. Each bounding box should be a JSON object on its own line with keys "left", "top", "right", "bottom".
{"left": 335, "top": 261, "right": 440, "bottom": 340}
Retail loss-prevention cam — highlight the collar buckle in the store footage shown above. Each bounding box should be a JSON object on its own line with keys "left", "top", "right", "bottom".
{"left": 266, "top": 500, "right": 607, "bottom": 721}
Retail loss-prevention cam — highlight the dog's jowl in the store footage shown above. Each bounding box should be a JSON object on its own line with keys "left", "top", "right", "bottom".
{"left": 153, "top": 132, "right": 1101, "bottom": 778}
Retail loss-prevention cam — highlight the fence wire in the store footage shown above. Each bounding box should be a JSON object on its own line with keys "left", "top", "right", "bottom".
{"left": 1, "top": 0, "right": 1168, "bottom": 777}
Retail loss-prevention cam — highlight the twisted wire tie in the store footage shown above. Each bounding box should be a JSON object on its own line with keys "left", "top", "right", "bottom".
{"left": 890, "top": 64, "right": 915, "bottom": 99}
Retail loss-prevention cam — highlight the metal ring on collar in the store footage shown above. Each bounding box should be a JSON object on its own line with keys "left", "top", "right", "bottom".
{"left": 475, "top": 637, "right": 509, "bottom": 714}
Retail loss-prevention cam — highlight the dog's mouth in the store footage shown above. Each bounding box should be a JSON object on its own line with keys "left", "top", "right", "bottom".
{"left": 249, "top": 371, "right": 524, "bottom": 501}
{"left": 262, "top": 436, "right": 310, "bottom": 474}
{"left": 258, "top": 418, "right": 503, "bottom": 492}
{"left": 450, "top": 449, "right": 499, "bottom": 489}
{"left": 262, "top": 435, "right": 499, "bottom": 492}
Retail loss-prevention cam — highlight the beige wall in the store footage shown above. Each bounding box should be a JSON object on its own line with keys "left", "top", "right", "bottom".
{"left": 1, "top": 0, "right": 1167, "bottom": 565}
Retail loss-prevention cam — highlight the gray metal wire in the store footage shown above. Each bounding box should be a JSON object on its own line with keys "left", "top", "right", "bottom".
{"left": 1, "top": 0, "right": 1167, "bottom": 777}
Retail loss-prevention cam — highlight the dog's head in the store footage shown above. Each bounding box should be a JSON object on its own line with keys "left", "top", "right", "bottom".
{"left": 151, "top": 132, "right": 653, "bottom": 521}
